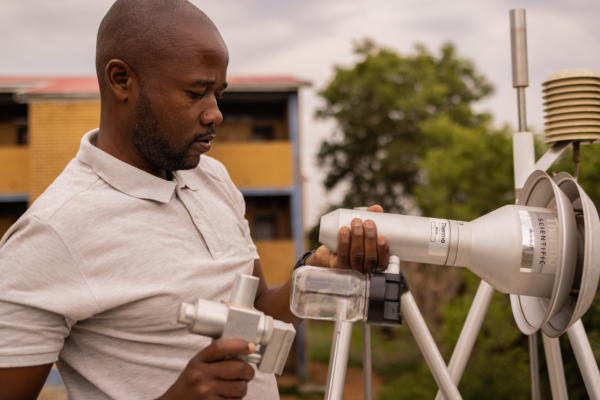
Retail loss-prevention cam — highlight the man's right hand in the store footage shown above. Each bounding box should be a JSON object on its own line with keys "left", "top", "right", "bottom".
{"left": 157, "top": 338, "right": 256, "bottom": 400}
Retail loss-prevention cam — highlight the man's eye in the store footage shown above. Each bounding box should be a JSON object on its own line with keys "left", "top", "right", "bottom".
{"left": 187, "top": 91, "right": 205, "bottom": 99}
{"left": 215, "top": 93, "right": 224, "bottom": 100}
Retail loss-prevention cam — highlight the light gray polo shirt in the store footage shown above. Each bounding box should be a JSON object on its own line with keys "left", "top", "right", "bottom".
{"left": 0, "top": 129, "right": 279, "bottom": 399}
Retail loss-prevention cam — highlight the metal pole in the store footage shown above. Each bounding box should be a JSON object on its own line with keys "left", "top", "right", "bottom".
{"left": 401, "top": 291, "right": 462, "bottom": 400}
{"left": 510, "top": 9, "right": 530, "bottom": 96}
{"left": 542, "top": 333, "right": 569, "bottom": 400}
{"left": 529, "top": 333, "right": 541, "bottom": 400}
{"left": 510, "top": 9, "right": 541, "bottom": 399}
{"left": 517, "top": 87, "right": 528, "bottom": 131}
{"left": 567, "top": 320, "right": 600, "bottom": 400}
{"left": 324, "top": 320, "right": 353, "bottom": 400}
{"left": 362, "top": 321, "right": 373, "bottom": 400}
{"left": 573, "top": 141, "right": 581, "bottom": 181}
{"left": 434, "top": 280, "right": 494, "bottom": 400}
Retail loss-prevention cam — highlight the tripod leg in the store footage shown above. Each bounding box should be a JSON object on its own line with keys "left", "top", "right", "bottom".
{"left": 434, "top": 280, "right": 494, "bottom": 400}
{"left": 362, "top": 321, "right": 373, "bottom": 400}
{"left": 567, "top": 320, "right": 600, "bottom": 400}
{"left": 401, "top": 291, "right": 462, "bottom": 400}
{"left": 324, "top": 320, "right": 353, "bottom": 400}
{"left": 530, "top": 333, "right": 541, "bottom": 400}
{"left": 542, "top": 334, "right": 569, "bottom": 400}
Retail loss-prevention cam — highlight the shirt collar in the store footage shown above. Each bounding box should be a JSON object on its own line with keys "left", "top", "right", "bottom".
{"left": 172, "top": 169, "right": 202, "bottom": 191}
{"left": 76, "top": 129, "right": 177, "bottom": 203}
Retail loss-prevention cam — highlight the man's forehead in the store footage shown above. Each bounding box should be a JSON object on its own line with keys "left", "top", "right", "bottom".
{"left": 151, "top": 21, "right": 229, "bottom": 83}
{"left": 176, "top": 16, "right": 228, "bottom": 52}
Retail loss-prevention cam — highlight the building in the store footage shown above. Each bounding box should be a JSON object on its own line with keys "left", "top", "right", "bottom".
{"left": 0, "top": 75, "right": 311, "bottom": 389}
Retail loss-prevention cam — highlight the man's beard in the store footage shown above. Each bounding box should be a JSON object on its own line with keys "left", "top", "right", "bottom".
{"left": 131, "top": 87, "right": 212, "bottom": 171}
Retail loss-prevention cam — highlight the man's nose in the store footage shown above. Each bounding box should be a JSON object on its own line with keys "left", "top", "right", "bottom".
{"left": 201, "top": 98, "right": 223, "bottom": 126}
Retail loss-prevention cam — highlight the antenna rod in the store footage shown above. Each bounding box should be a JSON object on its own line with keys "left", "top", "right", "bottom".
{"left": 510, "top": 9, "right": 529, "bottom": 132}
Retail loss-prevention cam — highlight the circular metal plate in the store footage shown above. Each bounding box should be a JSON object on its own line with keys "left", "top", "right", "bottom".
{"left": 510, "top": 171, "right": 577, "bottom": 335}
{"left": 545, "top": 69, "right": 600, "bottom": 83}
{"left": 544, "top": 78, "right": 600, "bottom": 90}
{"left": 542, "top": 173, "right": 600, "bottom": 337}
{"left": 546, "top": 107, "right": 600, "bottom": 117}
{"left": 544, "top": 99, "right": 600, "bottom": 109}
{"left": 543, "top": 92, "right": 600, "bottom": 102}
{"left": 546, "top": 113, "right": 600, "bottom": 123}
{"left": 545, "top": 134, "right": 600, "bottom": 144}
{"left": 545, "top": 119, "right": 600, "bottom": 129}
{"left": 545, "top": 126, "right": 600, "bottom": 135}
{"left": 543, "top": 85, "right": 600, "bottom": 96}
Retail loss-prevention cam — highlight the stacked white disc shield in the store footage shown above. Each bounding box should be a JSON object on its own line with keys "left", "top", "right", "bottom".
{"left": 543, "top": 69, "right": 600, "bottom": 144}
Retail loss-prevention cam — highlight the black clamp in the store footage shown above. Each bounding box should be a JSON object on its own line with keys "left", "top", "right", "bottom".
{"left": 366, "top": 270, "right": 408, "bottom": 327}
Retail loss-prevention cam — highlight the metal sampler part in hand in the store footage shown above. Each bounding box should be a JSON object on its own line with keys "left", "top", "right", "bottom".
{"left": 177, "top": 274, "right": 296, "bottom": 375}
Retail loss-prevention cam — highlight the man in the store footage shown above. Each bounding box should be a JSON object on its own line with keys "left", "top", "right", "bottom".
{"left": 0, "top": 1, "right": 389, "bottom": 399}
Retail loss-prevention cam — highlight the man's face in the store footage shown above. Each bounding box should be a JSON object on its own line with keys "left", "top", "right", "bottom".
{"left": 130, "top": 20, "right": 229, "bottom": 171}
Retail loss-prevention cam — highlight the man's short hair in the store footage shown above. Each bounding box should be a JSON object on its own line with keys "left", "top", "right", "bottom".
{"left": 95, "top": 0, "right": 217, "bottom": 91}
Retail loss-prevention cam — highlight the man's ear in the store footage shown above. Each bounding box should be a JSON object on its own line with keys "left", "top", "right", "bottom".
{"left": 104, "top": 59, "right": 136, "bottom": 101}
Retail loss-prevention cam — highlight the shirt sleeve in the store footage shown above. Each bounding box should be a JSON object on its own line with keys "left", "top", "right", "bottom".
{"left": 0, "top": 215, "right": 99, "bottom": 367}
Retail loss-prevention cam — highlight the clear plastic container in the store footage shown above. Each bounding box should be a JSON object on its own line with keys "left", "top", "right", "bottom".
{"left": 290, "top": 266, "right": 368, "bottom": 322}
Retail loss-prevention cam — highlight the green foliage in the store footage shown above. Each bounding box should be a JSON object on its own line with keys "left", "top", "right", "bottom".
{"left": 317, "top": 39, "right": 493, "bottom": 213}
{"left": 416, "top": 116, "right": 514, "bottom": 220}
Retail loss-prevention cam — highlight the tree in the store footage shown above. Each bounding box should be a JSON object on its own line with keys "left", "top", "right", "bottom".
{"left": 316, "top": 39, "right": 494, "bottom": 213}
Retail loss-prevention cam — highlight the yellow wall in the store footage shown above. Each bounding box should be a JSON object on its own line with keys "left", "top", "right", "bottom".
{"left": 25, "top": 101, "right": 293, "bottom": 198}
{"left": 216, "top": 120, "right": 288, "bottom": 142}
{"left": 255, "top": 239, "right": 295, "bottom": 286}
{"left": 0, "top": 146, "right": 29, "bottom": 193}
{"left": 28, "top": 101, "right": 100, "bottom": 201}
{"left": 209, "top": 141, "right": 293, "bottom": 188}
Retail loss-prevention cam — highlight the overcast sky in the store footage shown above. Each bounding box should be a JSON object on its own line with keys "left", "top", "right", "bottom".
{"left": 1, "top": 0, "right": 599, "bottom": 227}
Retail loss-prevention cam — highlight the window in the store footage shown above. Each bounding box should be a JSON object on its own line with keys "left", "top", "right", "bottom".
{"left": 252, "top": 215, "right": 279, "bottom": 240}
{"left": 251, "top": 125, "right": 275, "bottom": 142}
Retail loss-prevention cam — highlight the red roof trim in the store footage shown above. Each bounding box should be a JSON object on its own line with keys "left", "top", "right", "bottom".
{"left": 0, "top": 76, "right": 310, "bottom": 97}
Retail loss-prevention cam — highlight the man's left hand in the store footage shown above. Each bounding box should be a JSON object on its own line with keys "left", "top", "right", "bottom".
{"left": 305, "top": 205, "right": 390, "bottom": 274}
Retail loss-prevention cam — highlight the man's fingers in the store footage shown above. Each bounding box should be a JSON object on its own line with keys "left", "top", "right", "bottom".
{"left": 376, "top": 235, "right": 390, "bottom": 270}
{"left": 212, "top": 359, "right": 255, "bottom": 381}
{"left": 350, "top": 218, "right": 365, "bottom": 273}
{"left": 336, "top": 227, "right": 351, "bottom": 269}
{"left": 216, "top": 380, "right": 249, "bottom": 399}
{"left": 197, "top": 338, "right": 255, "bottom": 363}
{"left": 363, "top": 220, "right": 379, "bottom": 273}
{"left": 367, "top": 204, "right": 383, "bottom": 213}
